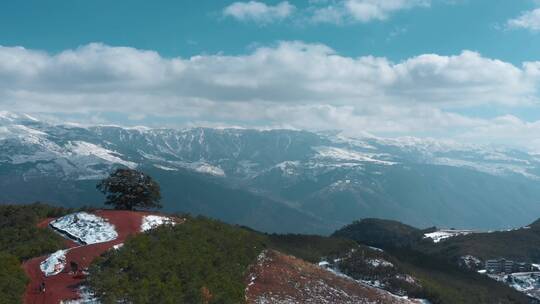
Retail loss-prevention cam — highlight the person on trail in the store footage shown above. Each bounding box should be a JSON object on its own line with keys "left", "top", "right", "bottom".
{"left": 70, "top": 261, "right": 79, "bottom": 275}
{"left": 39, "top": 281, "right": 45, "bottom": 293}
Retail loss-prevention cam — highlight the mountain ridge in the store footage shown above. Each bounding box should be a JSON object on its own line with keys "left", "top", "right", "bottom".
{"left": 2, "top": 111, "right": 540, "bottom": 233}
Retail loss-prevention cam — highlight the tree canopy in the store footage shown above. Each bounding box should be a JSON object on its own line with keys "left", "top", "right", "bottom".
{"left": 97, "top": 169, "right": 162, "bottom": 210}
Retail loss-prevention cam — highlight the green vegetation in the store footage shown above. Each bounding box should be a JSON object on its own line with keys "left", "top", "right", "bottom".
{"left": 97, "top": 169, "right": 162, "bottom": 210}
{"left": 266, "top": 233, "right": 357, "bottom": 263}
{"left": 0, "top": 203, "right": 69, "bottom": 304}
{"left": 0, "top": 203, "right": 68, "bottom": 259}
{"left": 0, "top": 253, "right": 28, "bottom": 304}
{"left": 392, "top": 249, "right": 529, "bottom": 304}
{"left": 336, "top": 217, "right": 540, "bottom": 265}
{"left": 333, "top": 218, "right": 531, "bottom": 304}
{"left": 87, "top": 217, "right": 359, "bottom": 303}
{"left": 335, "top": 246, "right": 424, "bottom": 297}
{"left": 332, "top": 218, "right": 425, "bottom": 248}
{"left": 416, "top": 225, "right": 540, "bottom": 263}
{"left": 88, "top": 216, "right": 266, "bottom": 304}
{"left": 1, "top": 202, "right": 534, "bottom": 304}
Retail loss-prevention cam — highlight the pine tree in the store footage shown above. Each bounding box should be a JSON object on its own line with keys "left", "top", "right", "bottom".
{"left": 97, "top": 169, "right": 162, "bottom": 210}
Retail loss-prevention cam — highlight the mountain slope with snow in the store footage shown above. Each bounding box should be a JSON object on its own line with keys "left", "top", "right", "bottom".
{"left": 2, "top": 112, "right": 540, "bottom": 233}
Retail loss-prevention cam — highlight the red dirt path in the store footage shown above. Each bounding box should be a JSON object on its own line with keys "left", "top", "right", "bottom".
{"left": 23, "top": 210, "right": 152, "bottom": 304}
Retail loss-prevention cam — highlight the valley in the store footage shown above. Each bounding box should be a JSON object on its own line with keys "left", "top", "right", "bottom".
{"left": 2, "top": 112, "right": 540, "bottom": 234}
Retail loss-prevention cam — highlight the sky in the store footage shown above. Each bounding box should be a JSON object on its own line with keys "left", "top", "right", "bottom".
{"left": 2, "top": 0, "right": 540, "bottom": 149}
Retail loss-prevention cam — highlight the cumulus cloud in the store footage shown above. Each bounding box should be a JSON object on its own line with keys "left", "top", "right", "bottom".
{"left": 223, "top": 0, "right": 431, "bottom": 25}
{"left": 223, "top": 1, "right": 295, "bottom": 23}
{"left": 310, "top": 0, "right": 430, "bottom": 24}
{"left": 1, "top": 42, "right": 540, "bottom": 148}
{"left": 507, "top": 8, "right": 540, "bottom": 31}
{"left": 344, "top": 0, "right": 430, "bottom": 22}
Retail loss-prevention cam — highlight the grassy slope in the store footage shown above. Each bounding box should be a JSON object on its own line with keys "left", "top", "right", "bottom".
{"left": 88, "top": 216, "right": 267, "bottom": 304}
{"left": 0, "top": 203, "right": 69, "bottom": 304}
{"left": 265, "top": 233, "right": 357, "bottom": 263}
{"left": 88, "top": 216, "right": 358, "bottom": 304}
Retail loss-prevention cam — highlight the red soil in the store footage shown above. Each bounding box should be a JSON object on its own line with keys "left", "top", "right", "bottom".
{"left": 245, "top": 250, "right": 421, "bottom": 304}
{"left": 23, "top": 210, "right": 154, "bottom": 304}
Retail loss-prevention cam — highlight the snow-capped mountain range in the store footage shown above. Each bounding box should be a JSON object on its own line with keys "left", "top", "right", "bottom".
{"left": 2, "top": 111, "right": 540, "bottom": 234}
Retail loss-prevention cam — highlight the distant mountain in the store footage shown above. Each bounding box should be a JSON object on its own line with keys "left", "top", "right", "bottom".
{"left": 417, "top": 219, "right": 540, "bottom": 264}
{"left": 332, "top": 217, "right": 540, "bottom": 302}
{"left": 2, "top": 111, "right": 540, "bottom": 233}
{"left": 332, "top": 217, "right": 540, "bottom": 264}
{"left": 332, "top": 218, "right": 426, "bottom": 248}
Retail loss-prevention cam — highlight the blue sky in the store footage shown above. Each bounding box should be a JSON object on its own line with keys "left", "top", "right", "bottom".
{"left": 2, "top": 0, "right": 540, "bottom": 148}
{"left": 1, "top": 0, "right": 538, "bottom": 63}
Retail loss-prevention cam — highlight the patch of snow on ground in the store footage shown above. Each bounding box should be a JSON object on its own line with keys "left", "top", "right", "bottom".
{"left": 40, "top": 249, "right": 67, "bottom": 276}
{"left": 423, "top": 229, "right": 474, "bottom": 243}
{"left": 459, "top": 255, "right": 482, "bottom": 270}
{"left": 61, "top": 286, "right": 100, "bottom": 304}
{"left": 367, "top": 258, "right": 394, "bottom": 268}
{"left": 507, "top": 273, "right": 540, "bottom": 294}
{"left": 67, "top": 141, "right": 137, "bottom": 168}
{"left": 141, "top": 215, "right": 176, "bottom": 232}
{"left": 432, "top": 157, "right": 539, "bottom": 180}
{"left": 194, "top": 163, "right": 226, "bottom": 176}
{"left": 154, "top": 164, "right": 178, "bottom": 171}
{"left": 50, "top": 212, "right": 118, "bottom": 245}
{"left": 484, "top": 272, "right": 540, "bottom": 299}
{"left": 318, "top": 257, "right": 427, "bottom": 303}
{"left": 275, "top": 161, "right": 300, "bottom": 175}
{"left": 314, "top": 146, "right": 396, "bottom": 165}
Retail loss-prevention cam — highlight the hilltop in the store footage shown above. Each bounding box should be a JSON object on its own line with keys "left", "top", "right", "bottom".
{"left": 1, "top": 204, "right": 430, "bottom": 304}
{"left": 1, "top": 203, "right": 535, "bottom": 304}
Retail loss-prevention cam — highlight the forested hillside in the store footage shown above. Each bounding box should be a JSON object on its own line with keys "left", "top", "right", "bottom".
{"left": 0, "top": 204, "right": 69, "bottom": 304}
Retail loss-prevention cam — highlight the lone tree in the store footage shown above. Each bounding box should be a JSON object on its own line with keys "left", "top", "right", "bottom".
{"left": 97, "top": 168, "right": 162, "bottom": 210}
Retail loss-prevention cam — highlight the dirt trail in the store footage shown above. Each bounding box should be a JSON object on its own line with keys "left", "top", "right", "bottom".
{"left": 23, "top": 210, "right": 150, "bottom": 304}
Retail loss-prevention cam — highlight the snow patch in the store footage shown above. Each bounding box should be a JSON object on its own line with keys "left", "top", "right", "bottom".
{"left": 50, "top": 212, "right": 118, "bottom": 245}
{"left": 275, "top": 161, "right": 300, "bottom": 175}
{"left": 485, "top": 272, "right": 540, "bottom": 300}
{"left": 61, "top": 286, "right": 100, "bottom": 304}
{"left": 154, "top": 164, "right": 178, "bottom": 171}
{"left": 194, "top": 163, "right": 225, "bottom": 176}
{"left": 67, "top": 141, "right": 137, "bottom": 168}
{"left": 14, "top": 124, "right": 48, "bottom": 136}
{"left": 459, "top": 255, "right": 482, "bottom": 270}
{"left": 0, "top": 111, "right": 20, "bottom": 121}
{"left": 141, "top": 215, "right": 176, "bottom": 232}
{"left": 314, "top": 146, "right": 396, "bottom": 165}
{"left": 367, "top": 258, "right": 394, "bottom": 268}
{"left": 40, "top": 249, "right": 67, "bottom": 276}
{"left": 423, "top": 229, "right": 475, "bottom": 243}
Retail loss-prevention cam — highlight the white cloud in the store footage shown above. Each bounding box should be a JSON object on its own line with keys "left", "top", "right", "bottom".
{"left": 223, "top": 0, "right": 431, "bottom": 25}
{"left": 507, "top": 8, "right": 540, "bottom": 31}
{"left": 1, "top": 42, "right": 540, "bottom": 148}
{"left": 344, "top": 0, "right": 430, "bottom": 22}
{"left": 310, "top": 0, "right": 430, "bottom": 24}
{"left": 223, "top": 1, "right": 295, "bottom": 23}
